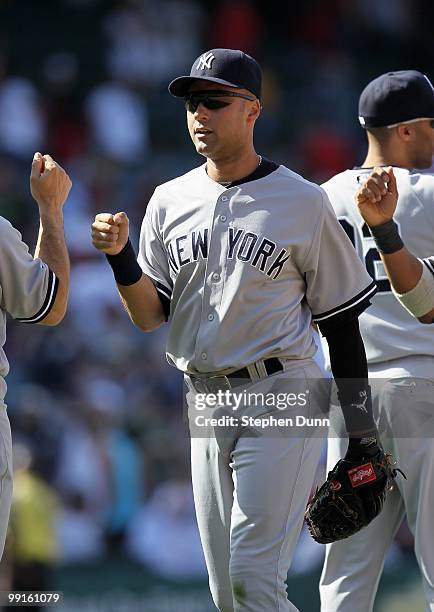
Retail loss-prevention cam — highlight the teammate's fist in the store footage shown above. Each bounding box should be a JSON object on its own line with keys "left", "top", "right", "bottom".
{"left": 30, "top": 152, "right": 72, "bottom": 209}
{"left": 355, "top": 166, "right": 398, "bottom": 228}
{"left": 91, "top": 212, "right": 129, "bottom": 256}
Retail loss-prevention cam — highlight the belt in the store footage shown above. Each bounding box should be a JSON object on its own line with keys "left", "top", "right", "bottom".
{"left": 227, "top": 357, "right": 283, "bottom": 382}
{"left": 187, "top": 357, "right": 283, "bottom": 393}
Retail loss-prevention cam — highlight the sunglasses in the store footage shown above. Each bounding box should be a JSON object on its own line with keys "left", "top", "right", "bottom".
{"left": 184, "top": 90, "right": 256, "bottom": 113}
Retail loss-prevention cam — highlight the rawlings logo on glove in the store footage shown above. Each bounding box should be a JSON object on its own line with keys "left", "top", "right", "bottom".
{"left": 348, "top": 463, "right": 376, "bottom": 487}
{"left": 304, "top": 448, "right": 405, "bottom": 544}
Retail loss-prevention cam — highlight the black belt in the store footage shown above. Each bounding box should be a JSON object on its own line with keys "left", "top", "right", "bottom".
{"left": 226, "top": 357, "right": 283, "bottom": 382}
{"left": 187, "top": 358, "right": 284, "bottom": 394}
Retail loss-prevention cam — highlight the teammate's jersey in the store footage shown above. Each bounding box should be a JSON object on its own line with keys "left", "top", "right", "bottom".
{"left": 138, "top": 162, "right": 375, "bottom": 374}
{"left": 0, "top": 217, "right": 58, "bottom": 399}
{"left": 322, "top": 167, "right": 434, "bottom": 364}
{"left": 423, "top": 257, "right": 434, "bottom": 276}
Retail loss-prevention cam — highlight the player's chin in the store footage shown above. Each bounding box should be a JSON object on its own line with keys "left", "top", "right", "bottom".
{"left": 194, "top": 141, "right": 213, "bottom": 156}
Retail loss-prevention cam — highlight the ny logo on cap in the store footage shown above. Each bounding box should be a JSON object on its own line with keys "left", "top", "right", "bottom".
{"left": 196, "top": 52, "right": 215, "bottom": 71}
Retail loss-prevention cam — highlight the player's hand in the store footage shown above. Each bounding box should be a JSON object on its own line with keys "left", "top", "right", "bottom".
{"left": 355, "top": 166, "right": 398, "bottom": 227}
{"left": 91, "top": 212, "right": 129, "bottom": 256}
{"left": 30, "top": 152, "right": 72, "bottom": 209}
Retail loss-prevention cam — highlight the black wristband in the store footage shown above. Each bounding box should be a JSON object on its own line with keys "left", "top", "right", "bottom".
{"left": 345, "top": 435, "right": 379, "bottom": 461}
{"left": 106, "top": 239, "right": 142, "bottom": 286}
{"left": 368, "top": 219, "right": 404, "bottom": 254}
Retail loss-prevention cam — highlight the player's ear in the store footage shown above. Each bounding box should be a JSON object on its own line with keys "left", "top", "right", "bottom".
{"left": 247, "top": 99, "right": 261, "bottom": 123}
{"left": 396, "top": 123, "right": 412, "bottom": 142}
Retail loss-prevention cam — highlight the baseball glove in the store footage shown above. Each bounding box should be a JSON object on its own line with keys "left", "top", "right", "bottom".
{"left": 304, "top": 448, "right": 403, "bottom": 544}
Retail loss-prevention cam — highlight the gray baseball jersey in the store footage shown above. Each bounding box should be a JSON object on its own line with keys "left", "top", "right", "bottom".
{"left": 321, "top": 168, "right": 434, "bottom": 366}
{"left": 138, "top": 162, "right": 376, "bottom": 374}
{"left": 423, "top": 256, "right": 434, "bottom": 276}
{"left": 0, "top": 217, "right": 58, "bottom": 400}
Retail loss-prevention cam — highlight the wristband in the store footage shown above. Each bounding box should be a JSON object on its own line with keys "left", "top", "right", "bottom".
{"left": 339, "top": 386, "right": 377, "bottom": 438}
{"left": 368, "top": 219, "right": 404, "bottom": 254}
{"left": 106, "top": 239, "right": 142, "bottom": 286}
{"left": 345, "top": 435, "right": 379, "bottom": 461}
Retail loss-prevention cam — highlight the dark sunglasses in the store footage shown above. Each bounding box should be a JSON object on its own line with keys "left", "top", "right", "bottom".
{"left": 431, "top": 119, "right": 434, "bottom": 128}
{"left": 184, "top": 90, "right": 256, "bottom": 113}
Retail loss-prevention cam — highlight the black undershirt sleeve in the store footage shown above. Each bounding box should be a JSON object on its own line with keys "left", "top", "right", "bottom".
{"left": 319, "top": 317, "right": 376, "bottom": 438}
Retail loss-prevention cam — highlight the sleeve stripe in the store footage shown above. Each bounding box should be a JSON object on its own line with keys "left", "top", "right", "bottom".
{"left": 423, "top": 258, "right": 434, "bottom": 276}
{"left": 155, "top": 290, "right": 170, "bottom": 321}
{"left": 312, "top": 281, "right": 377, "bottom": 323}
{"left": 155, "top": 281, "right": 172, "bottom": 301}
{"left": 137, "top": 271, "right": 172, "bottom": 321}
{"left": 17, "top": 271, "right": 59, "bottom": 324}
{"left": 154, "top": 281, "right": 171, "bottom": 321}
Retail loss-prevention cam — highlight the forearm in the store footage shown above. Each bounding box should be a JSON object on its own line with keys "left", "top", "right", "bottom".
{"left": 34, "top": 208, "right": 70, "bottom": 324}
{"left": 321, "top": 318, "right": 376, "bottom": 438}
{"left": 116, "top": 274, "right": 166, "bottom": 332}
{"left": 373, "top": 226, "right": 434, "bottom": 322}
{"left": 380, "top": 246, "right": 423, "bottom": 293}
{"left": 383, "top": 251, "right": 434, "bottom": 322}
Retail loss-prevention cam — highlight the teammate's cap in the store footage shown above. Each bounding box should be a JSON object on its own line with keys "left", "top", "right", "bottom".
{"left": 168, "top": 48, "right": 262, "bottom": 99}
{"left": 358, "top": 70, "right": 434, "bottom": 128}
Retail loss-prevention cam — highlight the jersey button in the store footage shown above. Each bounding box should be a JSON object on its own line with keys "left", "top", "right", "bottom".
{"left": 201, "top": 352, "right": 207, "bottom": 360}
{"left": 207, "top": 314, "right": 214, "bottom": 321}
{"left": 212, "top": 273, "right": 220, "bottom": 281}
{"left": 220, "top": 215, "right": 227, "bottom": 222}
{"left": 221, "top": 196, "right": 228, "bottom": 202}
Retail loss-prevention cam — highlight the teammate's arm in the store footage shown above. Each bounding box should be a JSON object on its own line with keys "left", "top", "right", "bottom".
{"left": 91, "top": 212, "right": 165, "bottom": 332}
{"left": 356, "top": 167, "right": 434, "bottom": 323}
{"left": 30, "top": 152, "right": 72, "bottom": 326}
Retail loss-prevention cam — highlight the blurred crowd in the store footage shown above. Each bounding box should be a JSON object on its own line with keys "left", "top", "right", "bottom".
{"left": 0, "top": 0, "right": 431, "bottom": 592}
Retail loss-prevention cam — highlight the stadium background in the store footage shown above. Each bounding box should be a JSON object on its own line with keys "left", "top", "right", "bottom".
{"left": 0, "top": 0, "right": 432, "bottom": 610}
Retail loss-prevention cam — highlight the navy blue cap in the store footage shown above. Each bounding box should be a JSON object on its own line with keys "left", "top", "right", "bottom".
{"left": 168, "top": 48, "right": 262, "bottom": 99}
{"left": 358, "top": 70, "right": 434, "bottom": 128}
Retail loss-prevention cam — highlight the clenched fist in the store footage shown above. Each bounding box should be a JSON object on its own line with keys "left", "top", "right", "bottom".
{"left": 91, "top": 212, "right": 129, "bottom": 256}
{"left": 30, "top": 152, "right": 72, "bottom": 209}
{"left": 355, "top": 166, "right": 398, "bottom": 227}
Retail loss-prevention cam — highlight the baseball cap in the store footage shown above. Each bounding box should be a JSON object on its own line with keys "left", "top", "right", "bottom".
{"left": 168, "top": 48, "right": 262, "bottom": 99}
{"left": 358, "top": 70, "right": 434, "bottom": 128}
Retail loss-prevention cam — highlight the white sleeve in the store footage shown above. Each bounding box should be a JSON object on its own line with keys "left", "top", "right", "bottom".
{"left": 137, "top": 193, "right": 173, "bottom": 319}
{"left": 303, "top": 191, "right": 377, "bottom": 328}
{"left": 0, "top": 218, "right": 58, "bottom": 323}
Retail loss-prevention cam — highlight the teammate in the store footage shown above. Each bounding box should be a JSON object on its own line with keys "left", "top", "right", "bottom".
{"left": 356, "top": 165, "right": 434, "bottom": 323}
{"left": 91, "top": 49, "right": 380, "bottom": 612}
{"left": 319, "top": 70, "right": 434, "bottom": 611}
{"left": 0, "top": 152, "right": 72, "bottom": 559}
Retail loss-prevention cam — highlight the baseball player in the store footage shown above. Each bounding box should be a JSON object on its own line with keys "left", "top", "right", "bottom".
{"left": 0, "top": 152, "right": 72, "bottom": 560}
{"left": 91, "top": 49, "right": 380, "bottom": 612}
{"left": 319, "top": 70, "right": 434, "bottom": 611}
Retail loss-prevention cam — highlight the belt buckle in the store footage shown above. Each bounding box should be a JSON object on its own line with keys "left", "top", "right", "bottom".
{"left": 188, "top": 375, "right": 232, "bottom": 394}
{"left": 189, "top": 377, "right": 207, "bottom": 394}
{"left": 205, "top": 374, "right": 232, "bottom": 393}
